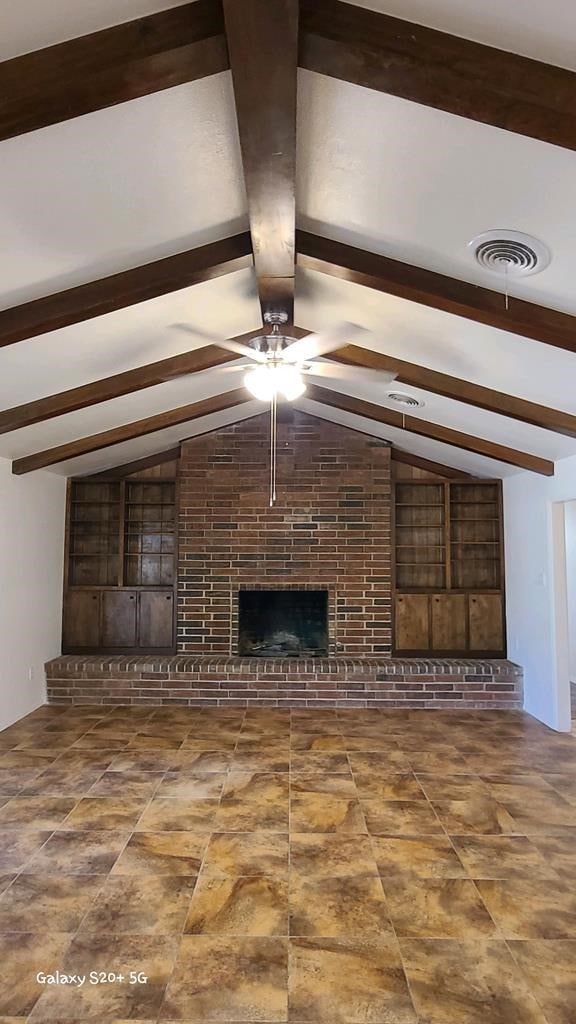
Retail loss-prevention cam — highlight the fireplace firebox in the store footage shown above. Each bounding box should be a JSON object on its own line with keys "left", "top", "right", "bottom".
{"left": 238, "top": 589, "right": 329, "bottom": 657}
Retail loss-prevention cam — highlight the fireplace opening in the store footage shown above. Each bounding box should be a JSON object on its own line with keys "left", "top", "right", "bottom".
{"left": 238, "top": 589, "right": 329, "bottom": 657}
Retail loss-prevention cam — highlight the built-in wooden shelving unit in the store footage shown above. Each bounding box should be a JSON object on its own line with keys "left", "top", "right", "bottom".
{"left": 393, "top": 479, "right": 505, "bottom": 655}
{"left": 63, "top": 477, "right": 177, "bottom": 654}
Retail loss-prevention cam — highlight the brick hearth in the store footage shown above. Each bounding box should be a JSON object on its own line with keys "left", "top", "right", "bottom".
{"left": 45, "top": 656, "right": 523, "bottom": 710}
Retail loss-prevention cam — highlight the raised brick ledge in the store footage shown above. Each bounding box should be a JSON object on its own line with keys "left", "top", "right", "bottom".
{"left": 46, "top": 655, "right": 521, "bottom": 676}
{"left": 45, "top": 656, "right": 523, "bottom": 710}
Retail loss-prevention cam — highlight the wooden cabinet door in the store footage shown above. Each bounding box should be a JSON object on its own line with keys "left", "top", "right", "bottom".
{"left": 63, "top": 591, "right": 100, "bottom": 648}
{"left": 431, "top": 594, "right": 467, "bottom": 651}
{"left": 138, "top": 591, "right": 174, "bottom": 649}
{"left": 101, "top": 591, "right": 138, "bottom": 648}
{"left": 469, "top": 594, "right": 504, "bottom": 652}
{"left": 394, "top": 594, "right": 430, "bottom": 651}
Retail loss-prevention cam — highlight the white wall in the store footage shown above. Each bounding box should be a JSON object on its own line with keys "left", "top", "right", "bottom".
{"left": 0, "top": 458, "right": 66, "bottom": 730}
{"left": 564, "top": 501, "right": 576, "bottom": 682}
{"left": 504, "top": 454, "right": 576, "bottom": 731}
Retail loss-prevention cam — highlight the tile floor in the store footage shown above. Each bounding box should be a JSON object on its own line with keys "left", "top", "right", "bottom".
{"left": 0, "top": 703, "right": 575, "bottom": 1022}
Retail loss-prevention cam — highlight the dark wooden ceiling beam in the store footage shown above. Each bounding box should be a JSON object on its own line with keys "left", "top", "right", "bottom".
{"left": 11, "top": 390, "right": 251, "bottom": 475}
{"left": 297, "top": 232, "right": 576, "bottom": 356}
{"left": 300, "top": 0, "right": 576, "bottom": 152}
{"left": 391, "top": 448, "right": 474, "bottom": 480}
{"left": 223, "top": 0, "right": 298, "bottom": 323}
{"left": 0, "top": 233, "right": 252, "bottom": 349}
{"left": 0, "top": 1, "right": 228, "bottom": 142}
{"left": 88, "top": 446, "right": 181, "bottom": 481}
{"left": 329, "top": 344, "right": 576, "bottom": 439}
{"left": 305, "top": 384, "right": 555, "bottom": 476}
{"left": 0, "top": 331, "right": 271, "bottom": 434}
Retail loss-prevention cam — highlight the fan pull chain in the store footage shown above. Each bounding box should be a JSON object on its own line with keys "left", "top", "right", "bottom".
{"left": 504, "top": 262, "right": 509, "bottom": 311}
{"left": 269, "top": 393, "right": 278, "bottom": 506}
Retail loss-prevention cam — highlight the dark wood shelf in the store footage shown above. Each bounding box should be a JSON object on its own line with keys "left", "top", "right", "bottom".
{"left": 449, "top": 517, "right": 499, "bottom": 522}
{"left": 396, "top": 561, "right": 445, "bottom": 566}
{"left": 67, "top": 584, "right": 173, "bottom": 591}
{"left": 397, "top": 545, "right": 445, "bottom": 550}
{"left": 451, "top": 541, "right": 499, "bottom": 546}
{"left": 69, "top": 555, "right": 118, "bottom": 562}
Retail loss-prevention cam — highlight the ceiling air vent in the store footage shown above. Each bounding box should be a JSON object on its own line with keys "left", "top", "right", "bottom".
{"left": 387, "top": 391, "right": 424, "bottom": 409}
{"left": 468, "top": 230, "right": 551, "bottom": 277}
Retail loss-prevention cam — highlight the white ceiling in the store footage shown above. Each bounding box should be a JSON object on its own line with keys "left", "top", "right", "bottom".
{"left": 0, "top": 271, "right": 260, "bottom": 408}
{"left": 347, "top": 0, "right": 576, "bottom": 70}
{"left": 5, "top": 0, "right": 576, "bottom": 68}
{"left": 295, "top": 271, "right": 576, "bottom": 415}
{"left": 0, "top": 0, "right": 194, "bottom": 60}
{"left": 298, "top": 71, "right": 576, "bottom": 314}
{"left": 0, "top": 77, "right": 246, "bottom": 306}
{"left": 1, "top": 2, "right": 576, "bottom": 480}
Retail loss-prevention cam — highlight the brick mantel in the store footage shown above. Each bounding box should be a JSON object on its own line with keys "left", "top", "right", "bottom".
{"left": 177, "top": 412, "right": 392, "bottom": 656}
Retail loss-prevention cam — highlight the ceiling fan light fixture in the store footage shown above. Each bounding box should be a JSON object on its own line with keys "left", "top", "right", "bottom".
{"left": 244, "top": 363, "right": 306, "bottom": 402}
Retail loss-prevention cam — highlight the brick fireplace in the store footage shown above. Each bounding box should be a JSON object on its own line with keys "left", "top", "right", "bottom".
{"left": 177, "top": 411, "right": 392, "bottom": 656}
{"left": 45, "top": 411, "right": 523, "bottom": 710}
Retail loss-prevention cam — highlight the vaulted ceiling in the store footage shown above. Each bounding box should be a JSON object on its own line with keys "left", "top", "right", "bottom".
{"left": 2, "top": 0, "right": 576, "bottom": 479}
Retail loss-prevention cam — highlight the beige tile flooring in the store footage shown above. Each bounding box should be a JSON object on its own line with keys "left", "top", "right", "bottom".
{"left": 0, "top": 703, "right": 575, "bottom": 1021}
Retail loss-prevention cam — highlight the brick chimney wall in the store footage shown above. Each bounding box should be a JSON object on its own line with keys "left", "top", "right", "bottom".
{"left": 177, "top": 411, "right": 392, "bottom": 656}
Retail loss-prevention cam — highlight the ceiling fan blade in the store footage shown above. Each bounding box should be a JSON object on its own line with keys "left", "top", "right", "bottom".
{"left": 171, "top": 362, "right": 255, "bottom": 386}
{"left": 171, "top": 323, "right": 266, "bottom": 362}
{"left": 209, "top": 363, "right": 253, "bottom": 373}
{"left": 303, "top": 362, "right": 397, "bottom": 386}
{"left": 281, "top": 322, "right": 367, "bottom": 363}
{"left": 214, "top": 338, "right": 267, "bottom": 362}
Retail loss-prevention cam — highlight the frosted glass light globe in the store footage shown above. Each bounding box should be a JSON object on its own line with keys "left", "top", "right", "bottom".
{"left": 244, "top": 363, "right": 306, "bottom": 402}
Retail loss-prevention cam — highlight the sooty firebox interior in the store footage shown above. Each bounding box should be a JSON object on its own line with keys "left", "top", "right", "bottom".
{"left": 238, "top": 589, "right": 329, "bottom": 657}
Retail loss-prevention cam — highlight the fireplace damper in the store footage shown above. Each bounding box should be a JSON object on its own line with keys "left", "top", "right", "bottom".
{"left": 238, "top": 589, "right": 328, "bottom": 657}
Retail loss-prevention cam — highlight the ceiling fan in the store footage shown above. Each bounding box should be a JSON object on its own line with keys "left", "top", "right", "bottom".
{"left": 172, "top": 313, "right": 397, "bottom": 504}
{"left": 174, "top": 313, "right": 396, "bottom": 400}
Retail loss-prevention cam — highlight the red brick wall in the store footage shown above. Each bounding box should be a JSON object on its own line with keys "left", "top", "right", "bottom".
{"left": 177, "top": 412, "right": 392, "bottom": 656}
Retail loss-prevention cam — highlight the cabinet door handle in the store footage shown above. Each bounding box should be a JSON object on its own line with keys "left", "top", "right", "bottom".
{"left": 166, "top": 595, "right": 172, "bottom": 601}
{"left": 129, "top": 595, "right": 135, "bottom": 600}
{"left": 92, "top": 595, "right": 97, "bottom": 600}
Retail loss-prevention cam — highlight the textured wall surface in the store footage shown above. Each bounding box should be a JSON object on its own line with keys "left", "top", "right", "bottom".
{"left": 177, "top": 412, "right": 392, "bottom": 656}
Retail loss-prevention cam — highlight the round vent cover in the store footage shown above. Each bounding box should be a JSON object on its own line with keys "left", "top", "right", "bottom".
{"left": 387, "top": 391, "right": 424, "bottom": 409}
{"left": 468, "top": 230, "right": 551, "bottom": 276}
